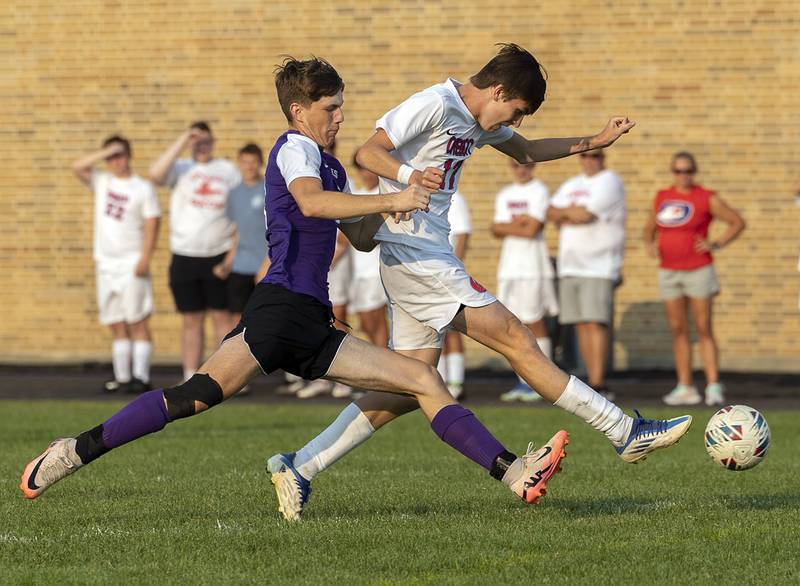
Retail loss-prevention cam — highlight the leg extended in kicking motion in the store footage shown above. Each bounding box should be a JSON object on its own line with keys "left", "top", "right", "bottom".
{"left": 268, "top": 335, "right": 568, "bottom": 520}
{"left": 20, "top": 334, "right": 262, "bottom": 499}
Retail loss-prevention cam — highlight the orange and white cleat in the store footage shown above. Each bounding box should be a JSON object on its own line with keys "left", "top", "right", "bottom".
{"left": 505, "top": 430, "right": 569, "bottom": 504}
{"left": 20, "top": 438, "right": 82, "bottom": 499}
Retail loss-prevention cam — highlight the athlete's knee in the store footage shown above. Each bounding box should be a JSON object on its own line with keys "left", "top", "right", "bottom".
{"left": 162, "top": 373, "right": 224, "bottom": 421}
{"left": 409, "top": 362, "right": 447, "bottom": 398}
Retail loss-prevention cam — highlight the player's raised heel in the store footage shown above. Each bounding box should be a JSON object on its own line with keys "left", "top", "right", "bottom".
{"left": 266, "top": 453, "right": 312, "bottom": 522}
{"left": 505, "top": 430, "right": 569, "bottom": 504}
{"left": 616, "top": 410, "right": 692, "bottom": 463}
{"left": 20, "top": 438, "right": 83, "bottom": 499}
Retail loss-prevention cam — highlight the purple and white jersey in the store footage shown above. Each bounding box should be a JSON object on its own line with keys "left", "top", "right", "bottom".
{"left": 261, "top": 130, "right": 348, "bottom": 306}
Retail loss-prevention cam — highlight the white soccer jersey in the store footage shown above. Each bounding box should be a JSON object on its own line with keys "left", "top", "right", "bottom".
{"left": 168, "top": 158, "right": 240, "bottom": 257}
{"left": 374, "top": 78, "right": 514, "bottom": 252}
{"left": 550, "top": 169, "right": 626, "bottom": 280}
{"left": 349, "top": 184, "right": 382, "bottom": 279}
{"left": 447, "top": 191, "right": 471, "bottom": 250}
{"left": 494, "top": 178, "right": 553, "bottom": 280}
{"left": 92, "top": 171, "right": 161, "bottom": 264}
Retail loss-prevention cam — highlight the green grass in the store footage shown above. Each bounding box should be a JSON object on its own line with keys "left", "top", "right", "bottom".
{"left": 2, "top": 401, "right": 799, "bottom": 585}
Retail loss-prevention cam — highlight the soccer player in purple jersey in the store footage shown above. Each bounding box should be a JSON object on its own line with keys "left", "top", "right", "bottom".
{"left": 269, "top": 44, "right": 693, "bottom": 521}
{"left": 20, "top": 57, "right": 568, "bottom": 518}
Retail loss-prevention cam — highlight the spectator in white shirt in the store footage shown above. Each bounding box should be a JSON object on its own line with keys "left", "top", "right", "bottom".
{"left": 547, "top": 149, "right": 625, "bottom": 399}
{"left": 148, "top": 121, "right": 240, "bottom": 381}
{"left": 492, "top": 160, "right": 558, "bottom": 402}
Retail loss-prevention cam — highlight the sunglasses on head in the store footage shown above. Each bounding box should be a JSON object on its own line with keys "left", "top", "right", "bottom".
{"left": 672, "top": 168, "right": 695, "bottom": 175}
{"left": 580, "top": 153, "right": 604, "bottom": 159}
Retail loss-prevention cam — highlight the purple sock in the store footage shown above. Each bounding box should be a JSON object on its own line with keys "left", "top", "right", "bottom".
{"left": 101, "top": 389, "right": 170, "bottom": 450}
{"left": 431, "top": 404, "right": 506, "bottom": 471}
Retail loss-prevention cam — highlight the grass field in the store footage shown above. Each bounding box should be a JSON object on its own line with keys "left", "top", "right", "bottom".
{"left": 2, "top": 400, "right": 799, "bottom": 585}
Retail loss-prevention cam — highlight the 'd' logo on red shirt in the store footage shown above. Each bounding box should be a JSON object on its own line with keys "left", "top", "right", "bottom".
{"left": 656, "top": 201, "right": 694, "bottom": 227}
{"left": 469, "top": 277, "right": 486, "bottom": 293}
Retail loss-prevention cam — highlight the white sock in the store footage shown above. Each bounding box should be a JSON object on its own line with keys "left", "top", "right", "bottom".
{"left": 285, "top": 372, "right": 302, "bottom": 383}
{"left": 554, "top": 375, "right": 633, "bottom": 447}
{"left": 293, "top": 403, "right": 375, "bottom": 480}
{"left": 132, "top": 341, "right": 152, "bottom": 383}
{"left": 446, "top": 353, "right": 464, "bottom": 386}
{"left": 183, "top": 367, "right": 195, "bottom": 382}
{"left": 112, "top": 339, "right": 132, "bottom": 383}
{"left": 437, "top": 355, "right": 448, "bottom": 381}
{"left": 536, "top": 337, "right": 552, "bottom": 360}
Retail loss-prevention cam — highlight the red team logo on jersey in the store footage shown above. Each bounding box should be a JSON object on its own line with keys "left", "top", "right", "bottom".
{"left": 656, "top": 200, "right": 694, "bottom": 227}
{"left": 469, "top": 277, "right": 486, "bottom": 293}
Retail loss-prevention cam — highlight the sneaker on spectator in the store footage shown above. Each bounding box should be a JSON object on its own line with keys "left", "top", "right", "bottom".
{"left": 704, "top": 382, "right": 725, "bottom": 406}
{"left": 663, "top": 384, "right": 702, "bottom": 406}
{"left": 331, "top": 382, "right": 353, "bottom": 399}
{"left": 296, "top": 380, "right": 332, "bottom": 399}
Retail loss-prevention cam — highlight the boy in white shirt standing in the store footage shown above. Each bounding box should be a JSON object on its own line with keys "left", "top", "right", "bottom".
{"left": 547, "top": 149, "right": 626, "bottom": 399}
{"left": 148, "top": 122, "right": 240, "bottom": 381}
{"left": 492, "top": 160, "right": 558, "bottom": 402}
{"left": 72, "top": 135, "right": 161, "bottom": 393}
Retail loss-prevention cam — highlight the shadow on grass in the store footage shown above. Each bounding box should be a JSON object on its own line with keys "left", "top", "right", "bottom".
{"left": 553, "top": 498, "right": 664, "bottom": 517}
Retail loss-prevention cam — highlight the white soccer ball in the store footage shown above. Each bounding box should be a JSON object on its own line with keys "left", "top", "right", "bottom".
{"left": 704, "top": 405, "right": 770, "bottom": 471}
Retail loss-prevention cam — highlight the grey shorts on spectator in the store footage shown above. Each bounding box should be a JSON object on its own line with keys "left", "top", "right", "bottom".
{"left": 558, "top": 277, "right": 615, "bottom": 325}
{"left": 658, "top": 265, "right": 720, "bottom": 301}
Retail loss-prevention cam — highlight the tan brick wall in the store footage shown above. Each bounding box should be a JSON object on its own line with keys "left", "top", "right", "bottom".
{"left": 2, "top": 1, "right": 799, "bottom": 371}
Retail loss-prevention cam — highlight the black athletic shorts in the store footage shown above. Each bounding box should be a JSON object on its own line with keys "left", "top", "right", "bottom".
{"left": 223, "top": 283, "right": 347, "bottom": 380}
{"left": 227, "top": 272, "right": 256, "bottom": 314}
{"left": 169, "top": 253, "right": 229, "bottom": 313}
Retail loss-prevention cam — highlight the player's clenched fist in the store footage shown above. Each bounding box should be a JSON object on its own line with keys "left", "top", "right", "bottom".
{"left": 410, "top": 167, "right": 445, "bottom": 191}
{"left": 390, "top": 184, "right": 431, "bottom": 223}
{"left": 595, "top": 116, "right": 636, "bottom": 148}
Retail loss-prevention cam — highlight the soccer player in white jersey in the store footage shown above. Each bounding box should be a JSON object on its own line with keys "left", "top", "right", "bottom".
{"left": 437, "top": 190, "right": 471, "bottom": 399}
{"left": 493, "top": 160, "right": 558, "bottom": 402}
{"left": 269, "top": 44, "right": 693, "bottom": 520}
{"left": 72, "top": 135, "right": 161, "bottom": 394}
{"left": 149, "top": 121, "right": 241, "bottom": 382}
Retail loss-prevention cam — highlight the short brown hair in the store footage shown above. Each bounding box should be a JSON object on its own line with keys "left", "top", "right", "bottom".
{"left": 102, "top": 134, "right": 131, "bottom": 157}
{"left": 470, "top": 43, "right": 547, "bottom": 114}
{"left": 274, "top": 57, "right": 345, "bottom": 123}
{"left": 672, "top": 151, "right": 698, "bottom": 172}
{"left": 238, "top": 142, "right": 264, "bottom": 164}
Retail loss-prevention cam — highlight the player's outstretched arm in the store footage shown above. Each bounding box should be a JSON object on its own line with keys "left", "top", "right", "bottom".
{"left": 71, "top": 143, "right": 125, "bottom": 185}
{"left": 493, "top": 117, "right": 636, "bottom": 164}
{"left": 289, "top": 177, "right": 430, "bottom": 221}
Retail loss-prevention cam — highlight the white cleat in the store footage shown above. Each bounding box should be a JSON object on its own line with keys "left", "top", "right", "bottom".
{"left": 616, "top": 410, "right": 693, "bottom": 463}
{"left": 267, "top": 453, "right": 311, "bottom": 522}
{"left": 20, "top": 438, "right": 83, "bottom": 499}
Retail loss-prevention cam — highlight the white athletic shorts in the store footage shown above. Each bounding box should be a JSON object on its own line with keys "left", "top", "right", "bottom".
{"left": 349, "top": 276, "right": 387, "bottom": 313}
{"left": 328, "top": 255, "right": 352, "bottom": 307}
{"left": 96, "top": 262, "right": 154, "bottom": 326}
{"left": 496, "top": 277, "right": 559, "bottom": 323}
{"left": 379, "top": 242, "right": 496, "bottom": 350}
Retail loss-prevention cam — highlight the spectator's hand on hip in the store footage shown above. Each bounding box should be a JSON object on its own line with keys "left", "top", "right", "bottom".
{"left": 134, "top": 258, "right": 150, "bottom": 277}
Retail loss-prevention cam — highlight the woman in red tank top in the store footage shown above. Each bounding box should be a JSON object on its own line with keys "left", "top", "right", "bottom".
{"left": 642, "top": 152, "right": 745, "bottom": 408}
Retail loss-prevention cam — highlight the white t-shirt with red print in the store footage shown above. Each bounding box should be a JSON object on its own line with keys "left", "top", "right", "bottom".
{"left": 167, "top": 158, "right": 240, "bottom": 257}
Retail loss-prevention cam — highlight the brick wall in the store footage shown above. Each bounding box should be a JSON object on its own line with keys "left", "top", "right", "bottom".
{"left": 2, "top": 1, "right": 798, "bottom": 371}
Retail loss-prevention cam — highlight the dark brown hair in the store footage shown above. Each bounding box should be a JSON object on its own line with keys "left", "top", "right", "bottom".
{"left": 238, "top": 142, "right": 264, "bottom": 163}
{"left": 470, "top": 43, "right": 547, "bottom": 114}
{"left": 274, "top": 56, "right": 345, "bottom": 123}
{"left": 102, "top": 134, "right": 131, "bottom": 157}
{"left": 190, "top": 120, "right": 212, "bottom": 136}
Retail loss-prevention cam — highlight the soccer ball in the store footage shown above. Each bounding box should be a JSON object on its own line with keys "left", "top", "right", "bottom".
{"left": 704, "top": 405, "right": 770, "bottom": 471}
